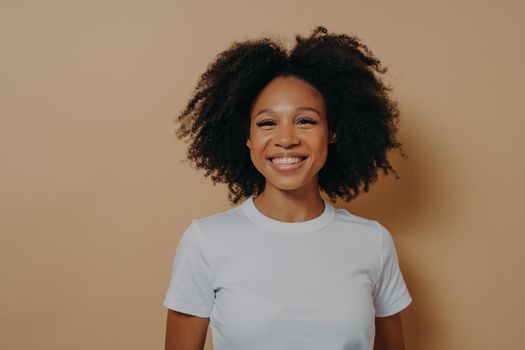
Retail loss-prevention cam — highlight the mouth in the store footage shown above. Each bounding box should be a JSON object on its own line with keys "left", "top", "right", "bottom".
{"left": 266, "top": 156, "right": 308, "bottom": 172}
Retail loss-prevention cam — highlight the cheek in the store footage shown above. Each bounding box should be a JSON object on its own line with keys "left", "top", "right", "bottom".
{"left": 311, "top": 132, "right": 329, "bottom": 150}
{"left": 248, "top": 133, "right": 271, "bottom": 153}
{"left": 311, "top": 139, "right": 329, "bottom": 162}
{"left": 316, "top": 143, "right": 328, "bottom": 156}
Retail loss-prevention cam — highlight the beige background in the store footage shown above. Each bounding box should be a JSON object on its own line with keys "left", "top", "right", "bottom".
{"left": 1, "top": 0, "right": 524, "bottom": 349}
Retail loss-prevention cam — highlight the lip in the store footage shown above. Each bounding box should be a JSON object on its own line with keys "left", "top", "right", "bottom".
{"left": 267, "top": 156, "right": 308, "bottom": 173}
{"left": 266, "top": 152, "right": 308, "bottom": 159}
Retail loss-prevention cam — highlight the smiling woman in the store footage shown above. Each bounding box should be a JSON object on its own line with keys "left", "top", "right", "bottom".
{"left": 164, "top": 26, "right": 412, "bottom": 350}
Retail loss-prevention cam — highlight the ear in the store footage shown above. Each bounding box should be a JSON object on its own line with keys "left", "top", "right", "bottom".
{"left": 246, "top": 138, "right": 251, "bottom": 149}
{"left": 328, "top": 130, "right": 337, "bottom": 144}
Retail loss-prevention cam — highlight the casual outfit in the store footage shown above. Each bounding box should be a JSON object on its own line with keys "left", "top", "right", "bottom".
{"left": 163, "top": 195, "right": 412, "bottom": 349}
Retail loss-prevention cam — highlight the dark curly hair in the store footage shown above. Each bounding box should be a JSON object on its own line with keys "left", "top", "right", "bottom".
{"left": 174, "top": 25, "right": 406, "bottom": 204}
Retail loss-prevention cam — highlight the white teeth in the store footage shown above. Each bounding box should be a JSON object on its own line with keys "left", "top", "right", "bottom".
{"left": 271, "top": 157, "right": 305, "bottom": 165}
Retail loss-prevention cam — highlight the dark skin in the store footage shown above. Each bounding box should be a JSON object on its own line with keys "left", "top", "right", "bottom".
{"left": 373, "top": 312, "right": 407, "bottom": 350}
{"left": 165, "top": 76, "right": 407, "bottom": 349}
{"left": 165, "top": 310, "right": 209, "bottom": 350}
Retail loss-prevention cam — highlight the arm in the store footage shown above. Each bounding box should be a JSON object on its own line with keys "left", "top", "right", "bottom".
{"left": 165, "top": 309, "right": 210, "bottom": 350}
{"left": 373, "top": 312, "right": 406, "bottom": 350}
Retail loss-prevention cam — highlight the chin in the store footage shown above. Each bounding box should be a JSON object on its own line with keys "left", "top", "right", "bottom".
{"left": 267, "top": 179, "right": 312, "bottom": 191}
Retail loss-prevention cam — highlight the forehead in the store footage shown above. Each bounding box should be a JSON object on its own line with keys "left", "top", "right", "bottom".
{"left": 250, "top": 76, "right": 325, "bottom": 115}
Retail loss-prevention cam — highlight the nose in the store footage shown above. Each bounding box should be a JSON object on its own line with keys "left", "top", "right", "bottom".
{"left": 274, "top": 123, "right": 299, "bottom": 148}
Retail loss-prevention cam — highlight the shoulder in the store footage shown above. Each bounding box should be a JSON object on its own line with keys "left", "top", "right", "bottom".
{"left": 334, "top": 208, "right": 401, "bottom": 267}
{"left": 332, "top": 206, "right": 383, "bottom": 236}
{"left": 191, "top": 204, "right": 246, "bottom": 237}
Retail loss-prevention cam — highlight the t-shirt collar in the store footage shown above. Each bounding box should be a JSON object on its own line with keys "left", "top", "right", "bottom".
{"left": 241, "top": 195, "right": 335, "bottom": 233}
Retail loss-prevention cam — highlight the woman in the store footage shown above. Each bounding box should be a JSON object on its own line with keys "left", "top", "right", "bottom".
{"left": 164, "top": 26, "right": 412, "bottom": 350}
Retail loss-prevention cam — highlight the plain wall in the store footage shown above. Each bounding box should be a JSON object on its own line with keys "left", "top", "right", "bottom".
{"left": 1, "top": 1, "right": 523, "bottom": 349}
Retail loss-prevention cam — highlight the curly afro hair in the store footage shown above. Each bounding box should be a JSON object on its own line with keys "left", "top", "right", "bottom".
{"left": 174, "top": 25, "right": 406, "bottom": 205}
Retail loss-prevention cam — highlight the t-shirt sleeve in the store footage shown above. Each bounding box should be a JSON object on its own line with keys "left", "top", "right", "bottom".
{"left": 163, "top": 219, "right": 215, "bottom": 318}
{"left": 372, "top": 222, "right": 413, "bottom": 317}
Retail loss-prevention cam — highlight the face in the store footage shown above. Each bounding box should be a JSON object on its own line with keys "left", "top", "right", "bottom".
{"left": 246, "top": 75, "right": 335, "bottom": 194}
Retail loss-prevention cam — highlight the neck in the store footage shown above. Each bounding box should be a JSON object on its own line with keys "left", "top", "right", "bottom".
{"left": 252, "top": 185, "right": 325, "bottom": 223}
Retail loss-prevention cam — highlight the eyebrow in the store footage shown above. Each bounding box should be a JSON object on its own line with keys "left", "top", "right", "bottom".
{"left": 254, "top": 106, "right": 321, "bottom": 117}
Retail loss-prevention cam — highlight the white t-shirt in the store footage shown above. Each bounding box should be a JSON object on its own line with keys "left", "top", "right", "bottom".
{"left": 163, "top": 195, "right": 412, "bottom": 350}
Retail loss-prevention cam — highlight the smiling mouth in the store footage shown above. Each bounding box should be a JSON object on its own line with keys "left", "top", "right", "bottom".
{"left": 268, "top": 156, "right": 308, "bottom": 164}
{"left": 266, "top": 156, "right": 308, "bottom": 172}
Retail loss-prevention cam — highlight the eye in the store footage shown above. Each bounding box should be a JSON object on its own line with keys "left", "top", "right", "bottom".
{"left": 255, "top": 119, "right": 275, "bottom": 127}
{"left": 297, "top": 117, "right": 318, "bottom": 125}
